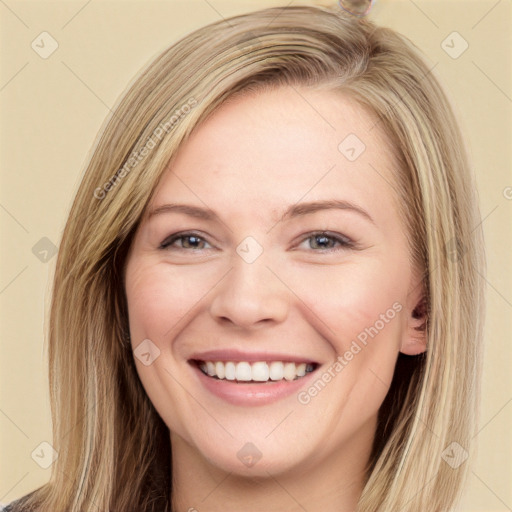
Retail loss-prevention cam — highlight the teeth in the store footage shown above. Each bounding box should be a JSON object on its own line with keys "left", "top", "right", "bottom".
{"left": 215, "top": 361, "right": 225, "bottom": 379}
{"left": 252, "top": 361, "right": 270, "bottom": 382}
{"left": 235, "top": 362, "right": 252, "bottom": 381}
{"left": 198, "top": 360, "right": 315, "bottom": 382}
{"left": 269, "top": 361, "right": 284, "bottom": 381}
{"left": 225, "top": 361, "right": 236, "bottom": 381}
{"left": 283, "top": 362, "right": 296, "bottom": 381}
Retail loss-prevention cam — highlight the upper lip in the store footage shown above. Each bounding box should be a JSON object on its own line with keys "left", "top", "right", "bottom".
{"left": 189, "top": 349, "right": 318, "bottom": 364}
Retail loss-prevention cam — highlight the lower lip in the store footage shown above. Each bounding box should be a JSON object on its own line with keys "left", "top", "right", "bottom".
{"left": 192, "top": 364, "right": 317, "bottom": 406}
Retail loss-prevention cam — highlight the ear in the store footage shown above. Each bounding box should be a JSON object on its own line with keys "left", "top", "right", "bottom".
{"left": 400, "top": 291, "right": 428, "bottom": 356}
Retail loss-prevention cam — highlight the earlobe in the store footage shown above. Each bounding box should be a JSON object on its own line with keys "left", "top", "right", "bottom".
{"left": 400, "top": 296, "right": 428, "bottom": 355}
{"left": 400, "top": 335, "right": 427, "bottom": 356}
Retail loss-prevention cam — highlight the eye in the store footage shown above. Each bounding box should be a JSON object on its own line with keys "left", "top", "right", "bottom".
{"left": 159, "top": 230, "right": 353, "bottom": 253}
{"left": 160, "top": 232, "right": 213, "bottom": 251}
{"left": 298, "top": 231, "right": 354, "bottom": 252}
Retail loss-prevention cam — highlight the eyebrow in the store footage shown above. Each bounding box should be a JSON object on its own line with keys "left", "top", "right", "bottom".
{"left": 147, "top": 199, "right": 375, "bottom": 225}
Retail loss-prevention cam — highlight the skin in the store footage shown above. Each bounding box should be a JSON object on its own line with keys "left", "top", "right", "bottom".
{"left": 124, "top": 86, "right": 427, "bottom": 512}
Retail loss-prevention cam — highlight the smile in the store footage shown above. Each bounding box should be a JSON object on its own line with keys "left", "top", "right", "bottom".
{"left": 195, "top": 360, "right": 317, "bottom": 383}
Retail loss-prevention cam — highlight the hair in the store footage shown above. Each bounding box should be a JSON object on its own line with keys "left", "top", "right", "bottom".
{"left": 9, "top": 4, "right": 485, "bottom": 511}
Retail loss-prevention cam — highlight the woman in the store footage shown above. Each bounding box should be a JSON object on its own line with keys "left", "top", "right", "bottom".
{"left": 5, "top": 4, "right": 485, "bottom": 511}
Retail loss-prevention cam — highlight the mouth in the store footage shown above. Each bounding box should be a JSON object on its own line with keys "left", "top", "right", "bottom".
{"left": 188, "top": 350, "right": 321, "bottom": 405}
{"left": 192, "top": 359, "right": 318, "bottom": 383}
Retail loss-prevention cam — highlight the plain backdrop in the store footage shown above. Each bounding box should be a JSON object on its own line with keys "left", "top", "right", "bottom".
{"left": 1, "top": 0, "right": 511, "bottom": 509}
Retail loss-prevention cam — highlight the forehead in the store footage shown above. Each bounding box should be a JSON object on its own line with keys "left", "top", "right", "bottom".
{"left": 150, "top": 86, "right": 399, "bottom": 224}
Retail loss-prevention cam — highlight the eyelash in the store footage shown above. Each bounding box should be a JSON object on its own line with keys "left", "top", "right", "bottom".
{"left": 159, "top": 231, "right": 354, "bottom": 253}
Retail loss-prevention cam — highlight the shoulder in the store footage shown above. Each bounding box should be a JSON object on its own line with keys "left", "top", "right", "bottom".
{"left": 0, "top": 491, "right": 39, "bottom": 511}
{"left": 1, "top": 501, "right": 25, "bottom": 511}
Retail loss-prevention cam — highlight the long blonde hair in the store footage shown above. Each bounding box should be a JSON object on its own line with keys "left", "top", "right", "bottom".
{"left": 14, "top": 5, "right": 485, "bottom": 511}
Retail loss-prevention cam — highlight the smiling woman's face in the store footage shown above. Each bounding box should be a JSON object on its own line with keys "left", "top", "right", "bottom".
{"left": 124, "top": 86, "right": 426, "bottom": 480}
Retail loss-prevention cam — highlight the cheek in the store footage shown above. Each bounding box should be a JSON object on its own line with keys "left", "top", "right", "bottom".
{"left": 286, "top": 258, "right": 407, "bottom": 418}
{"left": 287, "top": 257, "right": 408, "bottom": 348}
{"left": 124, "top": 260, "right": 209, "bottom": 437}
{"left": 125, "top": 261, "right": 209, "bottom": 342}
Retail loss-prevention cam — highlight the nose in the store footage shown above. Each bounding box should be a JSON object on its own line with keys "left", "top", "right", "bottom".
{"left": 209, "top": 254, "right": 290, "bottom": 330}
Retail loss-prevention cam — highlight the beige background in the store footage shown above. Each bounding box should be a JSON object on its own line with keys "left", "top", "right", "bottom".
{"left": 1, "top": 0, "right": 510, "bottom": 509}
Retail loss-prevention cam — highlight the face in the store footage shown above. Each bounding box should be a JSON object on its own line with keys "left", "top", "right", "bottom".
{"left": 124, "top": 86, "right": 426, "bottom": 478}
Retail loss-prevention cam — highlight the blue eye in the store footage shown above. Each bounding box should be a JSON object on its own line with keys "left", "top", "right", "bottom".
{"left": 159, "top": 231, "right": 353, "bottom": 253}
{"left": 300, "top": 231, "right": 353, "bottom": 251}
{"left": 160, "top": 232, "right": 212, "bottom": 251}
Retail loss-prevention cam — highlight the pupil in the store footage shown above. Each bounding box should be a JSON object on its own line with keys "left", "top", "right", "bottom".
{"left": 315, "top": 235, "right": 330, "bottom": 248}
{"left": 185, "top": 236, "right": 201, "bottom": 248}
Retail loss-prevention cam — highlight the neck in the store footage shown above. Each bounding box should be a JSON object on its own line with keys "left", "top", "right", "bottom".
{"left": 169, "top": 417, "right": 376, "bottom": 512}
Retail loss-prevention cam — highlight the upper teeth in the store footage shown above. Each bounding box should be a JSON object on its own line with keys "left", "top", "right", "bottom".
{"left": 199, "top": 361, "right": 315, "bottom": 382}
